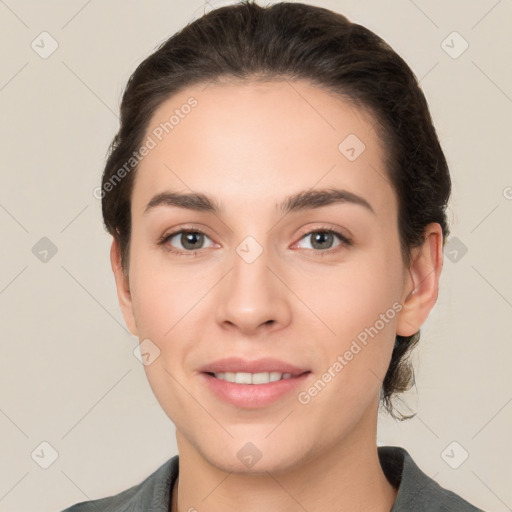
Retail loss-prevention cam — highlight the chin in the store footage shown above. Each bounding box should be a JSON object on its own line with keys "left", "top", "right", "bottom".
{"left": 210, "top": 449, "right": 303, "bottom": 475}
{"left": 197, "top": 431, "right": 310, "bottom": 475}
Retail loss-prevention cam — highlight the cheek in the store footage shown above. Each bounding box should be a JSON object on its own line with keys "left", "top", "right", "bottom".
{"left": 296, "top": 249, "right": 403, "bottom": 399}
{"left": 130, "top": 270, "right": 172, "bottom": 338}
{"left": 128, "top": 259, "right": 205, "bottom": 419}
{"left": 296, "top": 275, "right": 401, "bottom": 427}
{"left": 128, "top": 243, "right": 207, "bottom": 338}
{"left": 298, "top": 252, "right": 402, "bottom": 341}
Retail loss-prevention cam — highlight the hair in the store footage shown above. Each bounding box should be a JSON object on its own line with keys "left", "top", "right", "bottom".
{"left": 100, "top": 0, "right": 451, "bottom": 420}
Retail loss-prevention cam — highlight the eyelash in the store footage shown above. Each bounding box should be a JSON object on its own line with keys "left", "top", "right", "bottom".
{"left": 157, "top": 226, "right": 352, "bottom": 258}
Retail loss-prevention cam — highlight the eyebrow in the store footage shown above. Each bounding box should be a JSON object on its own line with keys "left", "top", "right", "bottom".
{"left": 144, "top": 188, "right": 375, "bottom": 216}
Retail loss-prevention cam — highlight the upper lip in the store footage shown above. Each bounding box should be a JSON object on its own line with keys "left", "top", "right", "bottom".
{"left": 199, "top": 357, "right": 309, "bottom": 376}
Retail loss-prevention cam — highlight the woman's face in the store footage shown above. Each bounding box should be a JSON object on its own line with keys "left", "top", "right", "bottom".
{"left": 116, "top": 79, "right": 418, "bottom": 472}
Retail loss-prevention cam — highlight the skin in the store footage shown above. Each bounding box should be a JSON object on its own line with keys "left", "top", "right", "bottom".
{"left": 110, "top": 79, "right": 443, "bottom": 512}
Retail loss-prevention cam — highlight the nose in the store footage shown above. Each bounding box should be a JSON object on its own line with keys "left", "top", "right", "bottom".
{"left": 215, "top": 243, "right": 292, "bottom": 337}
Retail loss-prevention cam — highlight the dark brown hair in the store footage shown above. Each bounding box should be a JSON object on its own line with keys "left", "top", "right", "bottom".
{"left": 100, "top": 0, "right": 451, "bottom": 420}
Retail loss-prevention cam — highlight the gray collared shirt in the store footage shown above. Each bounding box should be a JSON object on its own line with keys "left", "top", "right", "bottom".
{"left": 60, "top": 445, "right": 485, "bottom": 511}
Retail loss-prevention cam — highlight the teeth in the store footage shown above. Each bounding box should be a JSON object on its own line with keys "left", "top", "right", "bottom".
{"left": 213, "top": 371, "right": 294, "bottom": 384}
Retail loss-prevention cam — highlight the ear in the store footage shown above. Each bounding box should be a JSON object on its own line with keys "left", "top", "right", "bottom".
{"left": 110, "top": 237, "right": 138, "bottom": 337}
{"left": 396, "top": 223, "right": 444, "bottom": 337}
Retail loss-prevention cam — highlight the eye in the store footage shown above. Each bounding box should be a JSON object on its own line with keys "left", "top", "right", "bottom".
{"left": 294, "top": 228, "right": 351, "bottom": 253}
{"left": 158, "top": 226, "right": 352, "bottom": 257}
{"left": 158, "top": 229, "right": 216, "bottom": 255}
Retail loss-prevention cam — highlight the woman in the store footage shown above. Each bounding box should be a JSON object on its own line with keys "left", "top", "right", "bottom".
{"left": 61, "top": 1, "right": 484, "bottom": 510}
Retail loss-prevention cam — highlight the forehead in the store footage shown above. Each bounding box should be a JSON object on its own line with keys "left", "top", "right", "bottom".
{"left": 132, "top": 79, "right": 395, "bottom": 219}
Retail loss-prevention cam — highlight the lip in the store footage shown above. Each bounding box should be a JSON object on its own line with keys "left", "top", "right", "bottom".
{"left": 198, "top": 357, "right": 309, "bottom": 375}
{"left": 200, "top": 372, "right": 311, "bottom": 408}
{"left": 198, "top": 357, "right": 311, "bottom": 409}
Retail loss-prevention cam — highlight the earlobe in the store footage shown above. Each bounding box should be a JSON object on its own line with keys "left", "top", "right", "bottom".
{"left": 110, "top": 238, "right": 138, "bottom": 337}
{"left": 396, "top": 224, "right": 444, "bottom": 337}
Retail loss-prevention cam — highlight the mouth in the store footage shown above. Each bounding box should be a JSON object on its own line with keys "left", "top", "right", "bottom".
{"left": 198, "top": 356, "right": 309, "bottom": 376}
{"left": 205, "top": 370, "right": 308, "bottom": 384}
{"left": 198, "top": 358, "right": 312, "bottom": 408}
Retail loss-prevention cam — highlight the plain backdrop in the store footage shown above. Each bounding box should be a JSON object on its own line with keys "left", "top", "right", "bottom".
{"left": 0, "top": 1, "right": 511, "bottom": 511}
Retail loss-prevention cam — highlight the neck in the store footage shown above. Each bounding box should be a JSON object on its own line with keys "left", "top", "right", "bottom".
{"left": 172, "top": 406, "right": 397, "bottom": 512}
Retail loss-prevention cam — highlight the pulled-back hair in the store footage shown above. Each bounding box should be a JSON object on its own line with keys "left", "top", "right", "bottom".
{"left": 100, "top": 0, "right": 451, "bottom": 419}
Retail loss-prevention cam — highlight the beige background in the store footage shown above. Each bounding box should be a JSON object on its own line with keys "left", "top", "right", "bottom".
{"left": 0, "top": 1, "right": 511, "bottom": 511}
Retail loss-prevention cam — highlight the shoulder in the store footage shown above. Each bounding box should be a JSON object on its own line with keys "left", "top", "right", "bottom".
{"left": 59, "top": 455, "right": 179, "bottom": 512}
{"left": 378, "top": 445, "right": 486, "bottom": 512}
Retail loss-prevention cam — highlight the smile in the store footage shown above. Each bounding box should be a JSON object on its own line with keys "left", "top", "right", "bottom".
{"left": 211, "top": 371, "right": 293, "bottom": 384}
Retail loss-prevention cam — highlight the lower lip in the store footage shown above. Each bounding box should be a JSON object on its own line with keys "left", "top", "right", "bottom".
{"left": 200, "top": 372, "right": 311, "bottom": 408}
